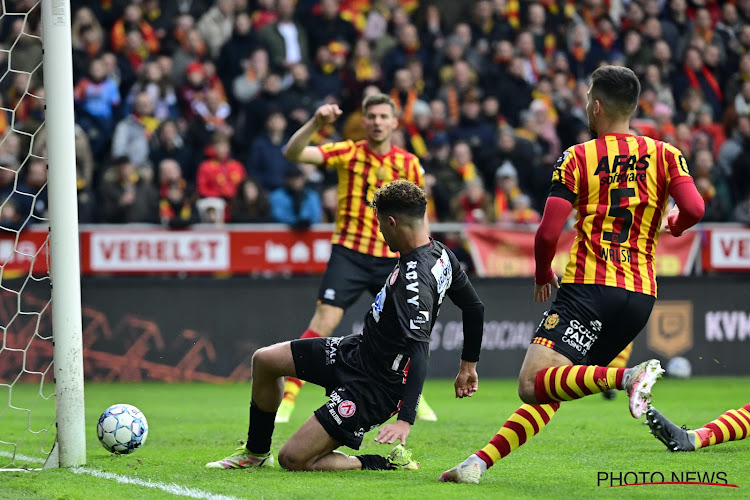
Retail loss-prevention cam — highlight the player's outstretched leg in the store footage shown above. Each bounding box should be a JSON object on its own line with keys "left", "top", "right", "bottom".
{"left": 276, "top": 329, "right": 323, "bottom": 423}
{"left": 647, "top": 404, "right": 750, "bottom": 452}
{"left": 440, "top": 403, "right": 560, "bottom": 484}
{"left": 206, "top": 439, "right": 276, "bottom": 469}
{"left": 602, "top": 343, "right": 633, "bottom": 400}
{"left": 530, "top": 359, "right": 663, "bottom": 418}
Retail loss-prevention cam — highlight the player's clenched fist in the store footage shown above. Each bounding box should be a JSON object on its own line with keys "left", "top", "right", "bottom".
{"left": 313, "top": 104, "right": 342, "bottom": 127}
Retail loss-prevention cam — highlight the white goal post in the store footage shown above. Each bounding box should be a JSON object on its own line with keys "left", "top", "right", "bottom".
{"left": 0, "top": 0, "right": 84, "bottom": 471}
{"left": 42, "top": 0, "right": 86, "bottom": 468}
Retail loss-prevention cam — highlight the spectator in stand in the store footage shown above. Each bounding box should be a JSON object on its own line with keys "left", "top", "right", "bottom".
{"left": 99, "top": 156, "right": 159, "bottom": 224}
{"left": 674, "top": 47, "right": 723, "bottom": 121}
{"left": 251, "top": 0, "right": 277, "bottom": 31}
{"left": 111, "top": 91, "right": 160, "bottom": 171}
{"left": 269, "top": 167, "right": 322, "bottom": 229}
{"left": 25, "top": 158, "right": 48, "bottom": 222}
{"left": 507, "top": 193, "right": 540, "bottom": 225}
{"left": 478, "top": 127, "right": 538, "bottom": 204}
{"left": 232, "top": 47, "right": 270, "bottom": 105}
{"left": 74, "top": 56, "right": 121, "bottom": 158}
{"left": 111, "top": 3, "right": 160, "bottom": 56}
{"left": 692, "top": 149, "right": 731, "bottom": 222}
{"left": 160, "top": 180, "right": 200, "bottom": 229}
{"left": 125, "top": 60, "right": 178, "bottom": 121}
{"left": 382, "top": 24, "right": 429, "bottom": 85}
{"left": 179, "top": 61, "right": 209, "bottom": 120}
{"left": 493, "top": 160, "right": 522, "bottom": 220}
{"left": 171, "top": 28, "right": 208, "bottom": 87}
{"left": 470, "top": 0, "right": 513, "bottom": 53}
{"left": 449, "top": 141, "right": 479, "bottom": 184}
{"left": 309, "top": 42, "right": 347, "bottom": 103}
{"left": 157, "top": 159, "right": 186, "bottom": 198}
{"left": 258, "top": 0, "right": 310, "bottom": 71}
{"left": 439, "top": 60, "right": 479, "bottom": 126}
{"left": 217, "top": 11, "right": 262, "bottom": 95}
{"left": 72, "top": 7, "right": 106, "bottom": 82}
{"left": 191, "top": 87, "right": 232, "bottom": 150}
{"left": 342, "top": 39, "right": 382, "bottom": 111}
{"left": 390, "top": 68, "right": 421, "bottom": 126}
{"left": 718, "top": 115, "right": 750, "bottom": 178}
{"left": 320, "top": 185, "right": 338, "bottom": 223}
{"left": 516, "top": 31, "right": 546, "bottom": 86}
{"left": 304, "top": 0, "right": 357, "bottom": 55}
{"left": 284, "top": 63, "right": 318, "bottom": 128}
{"left": 241, "top": 72, "right": 286, "bottom": 145}
{"left": 493, "top": 57, "right": 533, "bottom": 127}
{"left": 247, "top": 109, "right": 296, "bottom": 191}
{"left": 196, "top": 133, "right": 246, "bottom": 203}
{"left": 149, "top": 120, "right": 194, "bottom": 183}
{"left": 196, "top": 0, "right": 235, "bottom": 59}
{"left": 229, "top": 177, "right": 271, "bottom": 223}
{"left": 449, "top": 92, "right": 496, "bottom": 151}
{"left": 451, "top": 177, "right": 493, "bottom": 224}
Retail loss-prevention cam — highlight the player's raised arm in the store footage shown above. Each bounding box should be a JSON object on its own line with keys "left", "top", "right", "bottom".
{"left": 665, "top": 154, "right": 705, "bottom": 236}
{"left": 446, "top": 269, "right": 484, "bottom": 398}
{"left": 282, "top": 104, "right": 342, "bottom": 165}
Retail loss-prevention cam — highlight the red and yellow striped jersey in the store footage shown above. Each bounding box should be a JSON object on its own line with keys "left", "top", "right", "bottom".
{"left": 318, "top": 140, "right": 424, "bottom": 258}
{"left": 552, "top": 133, "right": 693, "bottom": 296}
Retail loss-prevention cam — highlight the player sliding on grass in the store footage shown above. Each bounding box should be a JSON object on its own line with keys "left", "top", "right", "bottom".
{"left": 278, "top": 93, "right": 438, "bottom": 423}
{"left": 441, "top": 65, "right": 705, "bottom": 484}
{"left": 647, "top": 404, "right": 750, "bottom": 452}
{"left": 207, "top": 180, "right": 484, "bottom": 472}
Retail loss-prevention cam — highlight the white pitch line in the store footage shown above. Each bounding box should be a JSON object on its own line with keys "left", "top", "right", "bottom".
{"left": 71, "top": 467, "right": 246, "bottom": 500}
{"left": 0, "top": 450, "right": 46, "bottom": 464}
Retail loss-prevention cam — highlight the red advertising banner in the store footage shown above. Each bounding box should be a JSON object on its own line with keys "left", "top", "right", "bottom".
{"left": 702, "top": 226, "right": 750, "bottom": 272}
{"left": 79, "top": 228, "right": 334, "bottom": 274}
{"left": 465, "top": 226, "right": 699, "bottom": 277}
{"left": 0, "top": 230, "right": 49, "bottom": 278}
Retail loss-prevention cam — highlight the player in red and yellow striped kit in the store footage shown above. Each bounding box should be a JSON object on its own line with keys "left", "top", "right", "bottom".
{"left": 441, "top": 66, "right": 705, "bottom": 484}
{"left": 647, "top": 404, "right": 750, "bottom": 452}
{"left": 279, "top": 94, "right": 436, "bottom": 422}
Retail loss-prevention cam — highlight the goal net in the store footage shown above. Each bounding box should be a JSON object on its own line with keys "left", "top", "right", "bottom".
{"left": 0, "top": 0, "right": 84, "bottom": 470}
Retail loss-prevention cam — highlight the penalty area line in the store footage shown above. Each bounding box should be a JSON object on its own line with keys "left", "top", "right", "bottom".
{"left": 71, "top": 467, "right": 245, "bottom": 500}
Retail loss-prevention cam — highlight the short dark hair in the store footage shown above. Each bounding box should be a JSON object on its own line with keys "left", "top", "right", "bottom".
{"left": 371, "top": 180, "right": 426, "bottom": 221}
{"left": 362, "top": 93, "right": 396, "bottom": 115}
{"left": 590, "top": 65, "right": 641, "bottom": 118}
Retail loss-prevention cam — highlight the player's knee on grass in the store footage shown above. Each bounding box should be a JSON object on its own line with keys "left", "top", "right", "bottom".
{"left": 277, "top": 445, "right": 314, "bottom": 471}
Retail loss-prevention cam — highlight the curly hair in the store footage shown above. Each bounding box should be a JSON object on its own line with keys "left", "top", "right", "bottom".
{"left": 371, "top": 180, "right": 427, "bottom": 221}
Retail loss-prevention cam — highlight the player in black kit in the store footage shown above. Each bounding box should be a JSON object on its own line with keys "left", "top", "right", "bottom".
{"left": 206, "top": 180, "right": 485, "bottom": 472}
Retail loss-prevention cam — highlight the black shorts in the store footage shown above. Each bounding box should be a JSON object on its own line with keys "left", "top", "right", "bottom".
{"left": 532, "top": 283, "right": 655, "bottom": 366}
{"left": 317, "top": 244, "right": 397, "bottom": 309}
{"left": 290, "top": 336, "right": 399, "bottom": 450}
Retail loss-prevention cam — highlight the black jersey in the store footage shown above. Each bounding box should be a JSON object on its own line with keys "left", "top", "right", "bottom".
{"left": 336, "top": 238, "right": 484, "bottom": 424}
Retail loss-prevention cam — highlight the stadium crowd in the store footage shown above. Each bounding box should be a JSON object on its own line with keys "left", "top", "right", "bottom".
{"left": 2, "top": 0, "right": 749, "bottom": 229}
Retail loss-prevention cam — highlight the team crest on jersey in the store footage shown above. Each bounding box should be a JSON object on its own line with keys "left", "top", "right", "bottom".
{"left": 390, "top": 267, "right": 399, "bottom": 285}
{"left": 544, "top": 313, "right": 560, "bottom": 330}
{"left": 338, "top": 400, "right": 356, "bottom": 418}
{"left": 376, "top": 166, "right": 388, "bottom": 180}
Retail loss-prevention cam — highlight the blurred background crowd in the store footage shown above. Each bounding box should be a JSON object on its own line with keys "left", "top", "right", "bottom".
{"left": 2, "top": 0, "right": 750, "bottom": 229}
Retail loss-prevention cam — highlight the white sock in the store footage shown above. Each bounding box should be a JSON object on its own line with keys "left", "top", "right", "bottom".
{"left": 461, "top": 454, "right": 487, "bottom": 475}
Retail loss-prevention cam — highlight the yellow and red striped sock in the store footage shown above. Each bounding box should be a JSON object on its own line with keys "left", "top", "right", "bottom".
{"left": 608, "top": 343, "right": 633, "bottom": 369}
{"left": 476, "top": 403, "right": 560, "bottom": 467}
{"left": 534, "top": 365, "right": 626, "bottom": 403}
{"left": 691, "top": 403, "right": 750, "bottom": 450}
{"left": 282, "top": 329, "right": 322, "bottom": 404}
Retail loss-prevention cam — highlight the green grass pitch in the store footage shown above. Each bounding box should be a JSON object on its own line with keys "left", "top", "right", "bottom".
{"left": 1, "top": 377, "right": 749, "bottom": 499}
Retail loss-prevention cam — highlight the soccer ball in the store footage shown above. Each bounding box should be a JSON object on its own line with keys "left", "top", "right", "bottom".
{"left": 666, "top": 356, "right": 692, "bottom": 379}
{"left": 97, "top": 404, "right": 149, "bottom": 454}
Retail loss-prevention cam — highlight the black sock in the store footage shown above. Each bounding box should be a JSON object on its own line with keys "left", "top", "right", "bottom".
{"left": 246, "top": 400, "right": 275, "bottom": 455}
{"left": 358, "top": 454, "right": 395, "bottom": 470}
